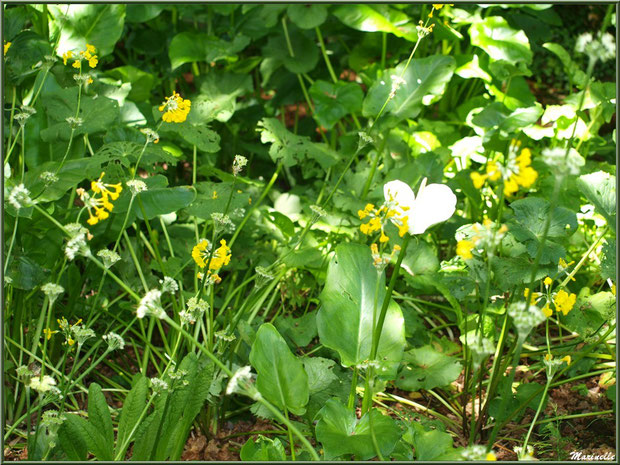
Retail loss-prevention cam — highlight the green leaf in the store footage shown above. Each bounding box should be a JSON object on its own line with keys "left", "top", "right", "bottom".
{"left": 287, "top": 5, "right": 328, "bottom": 29}
{"left": 317, "top": 243, "right": 405, "bottom": 378}
{"left": 275, "top": 312, "right": 318, "bottom": 348}
{"left": 601, "top": 239, "right": 616, "bottom": 281}
{"left": 333, "top": 4, "right": 417, "bottom": 42}
{"left": 508, "top": 197, "right": 578, "bottom": 264}
{"left": 577, "top": 171, "right": 616, "bottom": 232}
{"left": 543, "top": 43, "right": 587, "bottom": 88}
{"left": 183, "top": 181, "right": 250, "bottom": 220}
{"left": 57, "top": 415, "right": 88, "bottom": 461}
{"left": 40, "top": 88, "right": 119, "bottom": 140}
{"left": 49, "top": 4, "right": 126, "bottom": 57}
{"left": 106, "top": 66, "right": 155, "bottom": 102}
{"left": 261, "top": 29, "right": 319, "bottom": 75}
{"left": 4, "top": 30, "right": 52, "bottom": 85}
{"left": 257, "top": 118, "right": 340, "bottom": 169}
{"left": 125, "top": 5, "right": 165, "bottom": 23}
{"left": 160, "top": 120, "right": 221, "bottom": 153}
{"left": 168, "top": 32, "right": 250, "bottom": 70}
{"left": 469, "top": 16, "right": 532, "bottom": 64}
{"left": 136, "top": 186, "right": 197, "bottom": 220}
{"left": 249, "top": 323, "right": 309, "bottom": 416}
{"left": 115, "top": 374, "right": 148, "bottom": 460}
{"left": 240, "top": 435, "right": 287, "bottom": 461}
{"left": 87, "top": 383, "right": 114, "bottom": 454}
{"left": 315, "top": 398, "right": 402, "bottom": 460}
{"left": 362, "top": 55, "right": 456, "bottom": 120}
{"left": 62, "top": 413, "right": 112, "bottom": 461}
{"left": 309, "top": 80, "right": 363, "bottom": 129}
{"left": 5, "top": 256, "right": 50, "bottom": 290}
{"left": 411, "top": 422, "right": 454, "bottom": 460}
{"left": 302, "top": 357, "right": 339, "bottom": 395}
{"left": 192, "top": 72, "right": 253, "bottom": 123}
{"left": 396, "top": 345, "right": 462, "bottom": 391}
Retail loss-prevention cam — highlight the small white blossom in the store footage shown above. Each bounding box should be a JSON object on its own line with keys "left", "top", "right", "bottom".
{"left": 215, "top": 330, "right": 236, "bottom": 342}
{"left": 41, "top": 283, "right": 65, "bottom": 304}
{"left": 29, "top": 375, "right": 57, "bottom": 393}
{"left": 7, "top": 184, "right": 32, "bottom": 210}
{"left": 159, "top": 276, "right": 178, "bottom": 294}
{"left": 64, "top": 223, "right": 90, "bottom": 261}
{"left": 226, "top": 366, "right": 254, "bottom": 395}
{"left": 140, "top": 128, "right": 160, "bottom": 144}
{"left": 137, "top": 289, "right": 165, "bottom": 319}
{"left": 211, "top": 213, "right": 236, "bottom": 233}
{"left": 126, "top": 179, "right": 147, "bottom": 195}
{"left": 388, "top": 75, "right": 406, "bottom": 100}
{"left": 39, "top": 171, "right": 59, "bottom": 184}
{"left": 179, "top": 297, "right": 209, "bottom": 325}
{"left": 150, "top": 377, "right": 168, "bottom": 393}
{"left": 72, "top": 325, "right": 95, "bottom": 346}
{"left": 102, "top": 332, "right": 125, "bottom": 351}
{"left": 97, "top": 249, "right": 121, "bottom": 268}
{"left": 65, "top": 116, "right": 83, "bottom": 128}
{"left": 254, "top": 266, "right": 275, "bottom": 289}
{"left": 508, "top": 302, "right": 545, "bottom": 340}
{"left": 232, "top": 154, "right": 248, "bottom": 176}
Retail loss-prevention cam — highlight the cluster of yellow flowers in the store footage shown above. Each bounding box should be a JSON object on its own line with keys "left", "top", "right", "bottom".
{"left": 77, "top": 172, "right": 123, "bottom": 226}
{"left": 63, "top": 43, "right": 98, "bottom": 69}
{"left": 429, "top": 4, "right": 454, "bottom": 17}
{"left": 370, "top": 243, "right": 401, "bottom": 271}
{"left": 526, "top": 275, "right": 578, "bottom": 318}
{"left": 470, "top": 145, "right": 538, "bottom": 197}
{"left": 192, "top": 239, "right": 231, "bottom": 284}
{"left": 45, "top": 317, "right": 83, "bottom": 346}
{"left": 159, "top": 91, "right": 191, "bottom": 123}
{"left": 358, "top": 202, "right": 408, "bottom": 243}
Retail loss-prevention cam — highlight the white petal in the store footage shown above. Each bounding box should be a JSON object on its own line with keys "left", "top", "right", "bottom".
{"left": 407, "top": 184, "right": 456, "bottom": 234}
{"left": 383, "top": 180, "right": 416, "bottom": 217}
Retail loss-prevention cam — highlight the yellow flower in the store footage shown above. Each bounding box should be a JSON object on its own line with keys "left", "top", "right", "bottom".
{"left": 88, "top": 56, "right": 98, "bottom": 68}
{"left": 62, "top": 50, "right": 73, "bottom": 65}
{"left": 212, "top": 191, "right": 218, "bottom": 199}
{"left": 43, "top": 328, "right": 58, "bottom": 340}
{"left": 612, "top": 283, "right": 616, "bottom": 296}
{"left": 524, "top": 288, "right": 541, "bottom": 305}
{"left": 542, "top": 304, "right": 553, "bottom": 318}
{"left": 456, "top": 240, "right": 474, "bottom": 260}
{"left": 470, "top": 171, "right": 487, "bottom": 189}
{"left": 553, "top": 289, "right": 577, "bottom": 316}
{"left": 4, "top": 41, "right": 11, "bottom": 56}
{"left": 72, "top": 60, "right": 81, "bottom": 69}
{"left": 544, "top": 276, "right": 552, "bottom": 287}
{"left": 192, "top": 239, "right": 210, "bottom": 268}
{"left": 379, "top": 231, "right": 389, "bottom": 243}
{"left": 210, "top": 240, "right": 232, "bottom": 270}
{"left": 159, "top": 91, "right": 191, "bottom": 123}
{"left": 358, "top": 203, "right": 374, "bottom": 220}
{"left": 87, "top": 77, "right": 93, "bottom": 84}
{"left": 91, "top": 172, "right": 123, "bottom": 200}
{"left": 561, "top": 355, "right": 571, "bottom": 365}
{"left": 67, "top": 337, "right": 75, "bottom": 346}
{"left": 486, "top": 452, "right": 497, "bottom": 461}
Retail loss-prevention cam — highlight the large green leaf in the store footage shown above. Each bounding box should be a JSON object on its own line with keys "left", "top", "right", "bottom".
{"left": 135, "top": 186, "right": 196, "bottom": 220}
{"left": 411, "top": 422, "right": 455, "bottom": 461}
{"left": 261, "top": 29, "right": 319, "bottom": 75}
{"left": 4, "top": 30, "right": 52, "bottom": 85}
{"left": 257, "top": 118, "right": 340, "bottom": 169}
{"left": 577, "top": 171, "right": 616, "bottom": 232}
{"left": 87, "top": 383, "right": 114, "bottom": 454}
{"left": 315, "top": 398, "right": 402, "bottom": 460}
{"left": 469, "top": 16, "right": 532, "bottom": 64}
{"left": 249, "top": 323, "right": 309, "bottom": 416}
{"left": 168, "top": 32, "right": 250, "bottom": 70}
{"left": 115, "top": 374, "right": 148, "bottom": 460}
{"left": 49, "top": 4, "right": 125, "bottom": 57}
{"left": 287, "top": 4, "right": 328, "bottom": 29}
{"left": 508, "top": 197, "right": 578, "bottom": 264}
{"left": 309, "top": 80, "right": 363, "bottom": 129}
{"left": 191, "top": 72, "right": 253, "bottom": 123}
{"left": 317, "top": 243, "right": 405, "bottom": 377}
{"left": 396, "top": 345, "right": 462, "bottom": 391}
{"left": 105, "top": 66, "right": 155, "bottom": 102}
{"left": 240, "top": 436, "right": 287, "bottom": 461}
{"left": 333, "top": 4, "right": 417, "bottom": 42}
{"left": 159, "top": 120, "right": 220, "bottom": 153}
{"left": 362, "top": 55, "right": 455, "bottom": 120}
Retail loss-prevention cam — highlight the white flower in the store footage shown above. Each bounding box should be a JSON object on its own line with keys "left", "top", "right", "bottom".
{"left": 226, "top": 366, "right": 254, "bottom": 395}
{"left": 29, "top": 375, "right": 57, "bottom": 393}
{"left": 383, "top": 178, "right": 457, "bottom": 235}
{"left": 159, "top": 276, "right": 178, "bottom": 294}
{"left": 150, "top": 377, "right": 168, "bottom": 393}
{"left": 41, "top": 283, "right": 65, "bottom": 304}
{"left": 7, "top": 184, "right": 32, "bottom": 210}
{"left": 64, "top": 223, "right": 90, "bottom": 260}
{"left": 126, "top": 179, "right": 147, "bottom": 195}
{"left": 102, "top": 332, "right": 125, "bottom": 351}
{"left": 136, "top": 289, "right": 165, "bottom": 319}
{"left": 97, "top": 249, "right": 121, "bottom": 268}
{"left": 233, "top": 154, "right": 248, "bottom": 176}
